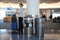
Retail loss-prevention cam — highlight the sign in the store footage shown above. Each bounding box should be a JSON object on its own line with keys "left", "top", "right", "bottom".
{"left": 7, "top": 7, "right": 13, "bottom": 10}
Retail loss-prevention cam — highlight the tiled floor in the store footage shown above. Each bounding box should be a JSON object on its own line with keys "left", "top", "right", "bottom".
{"left": 44, "top": 34, "right": 60, "bottom": 40}
{"left": 0, "top": 29, "right": 60, "bottom": 40}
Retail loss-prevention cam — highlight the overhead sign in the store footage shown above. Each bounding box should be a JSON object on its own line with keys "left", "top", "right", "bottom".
{"left": 7, "top": 7, "right": 13, "bottom": 10}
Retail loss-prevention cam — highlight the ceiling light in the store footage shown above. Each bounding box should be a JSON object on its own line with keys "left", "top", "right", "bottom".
{"left": 58, "top": 2, "right": 60, "bottom": 4}
{"left": 42, "top": 3, "right": 46, "bottom": 4}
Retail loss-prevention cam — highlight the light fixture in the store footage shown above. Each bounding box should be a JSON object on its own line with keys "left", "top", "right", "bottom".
{"left": 58, "top": 2, "right": 60, "bottom": 4}
{"left": 42, "top": 3, "right": 46, "bottom": 4}
{"left": 0, "top": 29, "right": 7, "bottom": 33}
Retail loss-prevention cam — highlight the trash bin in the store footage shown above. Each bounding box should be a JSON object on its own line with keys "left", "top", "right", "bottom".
{"left": 35, "top": 18, "right": 44, "bottom": 40}
{"left": 23, "top": 15, "right": 33, "bottom": 37}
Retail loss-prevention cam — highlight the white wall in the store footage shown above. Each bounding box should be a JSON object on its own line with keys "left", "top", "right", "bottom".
{"left": 52, "top": 12, "right": 60, "bottom": 19}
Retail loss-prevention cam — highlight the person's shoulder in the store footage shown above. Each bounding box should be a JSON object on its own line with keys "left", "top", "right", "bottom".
{"left": 16, "top": 9, "right": 19, "bottom": 11}
{"left": 17, "top": 8, "right": 24, "bottom": 10}
{"left": 20, "top": 8, "right": 24, "bottom": 10}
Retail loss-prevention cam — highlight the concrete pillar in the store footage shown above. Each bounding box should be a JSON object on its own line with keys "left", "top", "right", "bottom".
{"left": 27, "top": 0, "right": 39, "bottom": 17}
{"left": 26, "top": 0, "right": 40, "bottom": 34}
{"left": 46, "top": 10, "right": 51, "bottom": 20}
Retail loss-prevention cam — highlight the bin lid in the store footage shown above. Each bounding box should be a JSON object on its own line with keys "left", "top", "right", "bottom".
{"left": 24, "top": 15, "right": 33, "bottom": 18}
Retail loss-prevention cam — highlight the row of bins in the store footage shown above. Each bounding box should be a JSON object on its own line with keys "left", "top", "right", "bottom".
{"left": 11, "top": 15, "right": 44, "bottom": 40}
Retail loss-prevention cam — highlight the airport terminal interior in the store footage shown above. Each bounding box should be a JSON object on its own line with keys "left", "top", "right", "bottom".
{"left": 0, "top": 0, "right": 60, "bottom": 40}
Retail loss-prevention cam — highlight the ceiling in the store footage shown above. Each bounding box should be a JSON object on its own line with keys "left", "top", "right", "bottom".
{"left": 0, "top": 0, "right": 26, "bottom": 3}
{"left": 0, "top": 0, "right": 60, "bottom": 8}
{"left": 40, "top": 0, "right": 60, "bottom": 3}
{"left": 0, "top": 0, "right": 60, "bottom": 4}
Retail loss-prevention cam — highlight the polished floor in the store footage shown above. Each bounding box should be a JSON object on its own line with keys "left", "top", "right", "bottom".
{"left": 0, "top": 29, "right": 43, "bottom": 40}
{"left": 0, "top": 21, "right": 60, "bottom": 34}
{"left": 0, "top": 29, "right": 60, "bottom": 40}
{"left": 0, "top": 21, "right": 60, "bottom": 40}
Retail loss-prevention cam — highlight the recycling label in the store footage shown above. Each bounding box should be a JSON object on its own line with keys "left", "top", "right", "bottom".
{"left": 29, "top": 23, "right": 32, "bottom": 27}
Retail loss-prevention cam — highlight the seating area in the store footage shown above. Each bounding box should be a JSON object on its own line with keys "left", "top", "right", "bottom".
{"left": 53, "top": 16, "right": 60, "bottom": 23}
{"left": 3, "top": 16, "right": 12, "bottom": 22}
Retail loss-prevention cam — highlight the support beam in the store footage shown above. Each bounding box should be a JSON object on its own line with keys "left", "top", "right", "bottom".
{"left": 27, "top": 0, "right": 39, "bottom": 17}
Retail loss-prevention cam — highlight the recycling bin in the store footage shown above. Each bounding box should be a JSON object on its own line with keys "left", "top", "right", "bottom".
{"left": 23, "top": 15, "right": 33, "bottom": 37}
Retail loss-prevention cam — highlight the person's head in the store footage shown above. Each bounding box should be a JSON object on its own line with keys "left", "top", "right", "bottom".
{"left": 19, "top": 3, "right": 23, "bottom": 7}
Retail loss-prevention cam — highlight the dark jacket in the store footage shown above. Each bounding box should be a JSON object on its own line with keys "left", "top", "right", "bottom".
{"left": 11, "top": 14, "right": 17, "bottom": 22}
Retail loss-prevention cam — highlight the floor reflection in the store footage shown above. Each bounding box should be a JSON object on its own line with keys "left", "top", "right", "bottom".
{"left": 0, "top": 29, "right": 60, "bottom": 40}
{"left": 0, "top": 29, "right": 11, "bottom": 40}
{"left": 11, "top": 34, "right": 42, "bottom": 40}
{"left": 11, "top": 34, "right": 19, "bottom": 40}
{"left": 11, "top": 32, "right": 43, "bottom": 40}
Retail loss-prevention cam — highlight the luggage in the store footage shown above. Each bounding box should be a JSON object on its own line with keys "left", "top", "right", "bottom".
{"left": 11, "top": 22, "right": 17, "bottom": 30}
{"left": 11, "top": 14, "right": 18, "bottom": 30}
{"left": 11, "top": 14, "right": 17, "bottom": 22}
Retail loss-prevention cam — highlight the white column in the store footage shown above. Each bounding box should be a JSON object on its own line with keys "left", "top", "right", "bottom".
{"left": 46, "top": 10, "right": 51, "bottom": 20}
{"left": 27, "top": 0, "right": 39, "bottom": 17}
{"left": 26, "top": 0, "right": 39, "bottom": 34}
